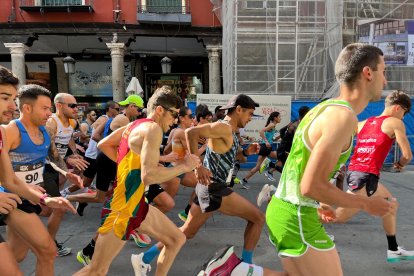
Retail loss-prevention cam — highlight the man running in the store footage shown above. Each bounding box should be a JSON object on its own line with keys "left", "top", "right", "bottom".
{"left": 323, "top": 90, "right": 414, "bottom": 262}
{"left": 73, "top": 85, "right": 199, "bottom": 276}
{"left": 3, "top": 83, "right": 79, "bottom": 274}
{"left": 212, "top": 105, "right": 225, "bottom": 122}
{"left": 137, "top": 94, "right": 265, "bottom": 273}
{"left": 198, "top": 43, "right": 397, "bottom": 276}
{"left": 78, "top": 108, "right": 96, "bottom": 153}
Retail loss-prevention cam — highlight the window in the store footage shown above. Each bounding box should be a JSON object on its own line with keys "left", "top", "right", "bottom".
{"left": 42, "top": 0, "right": 84, "bottom": 5}
{"left": 359, "top": 25, "right": 370, "bottom": 38}
{"left": 375, "top": 20, "right": 406, "bottom": 37}
{"left": 145, "top": 0, "right": 183, "bottom": 13}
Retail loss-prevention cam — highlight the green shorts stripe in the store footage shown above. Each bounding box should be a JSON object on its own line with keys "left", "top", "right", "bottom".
{"left": 266, "top": 196, "right": 335, "bottom": 258}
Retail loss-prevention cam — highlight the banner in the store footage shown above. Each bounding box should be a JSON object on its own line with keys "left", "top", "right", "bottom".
{"left": 197, "top": 94, "right": 291, "bottom": 142}
{"left": 70, "top": 61, "right": 132, "bottom": 97}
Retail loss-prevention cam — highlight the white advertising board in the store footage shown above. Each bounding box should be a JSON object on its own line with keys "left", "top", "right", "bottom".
{"left": 407, "top": 35, "right": 414, "bottom": 66}
{"left": 197, "top": 94, "right": 291, "bottom": 142}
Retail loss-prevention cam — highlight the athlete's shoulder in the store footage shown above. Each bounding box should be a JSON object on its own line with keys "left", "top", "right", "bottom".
{"left": 383, "top": 116, "right": 405, "bottom": 129}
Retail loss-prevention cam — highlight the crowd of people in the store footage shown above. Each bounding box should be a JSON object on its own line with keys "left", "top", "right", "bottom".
{"left": 0, "top": 42, "right": 413, "bottom": 276}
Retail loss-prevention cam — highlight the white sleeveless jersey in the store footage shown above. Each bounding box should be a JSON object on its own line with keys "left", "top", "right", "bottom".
{"left": 85, "top": 115, "right": 108, "bottom": 159}
{"left": 50, "top": 113, "right": 74, "bottom": 159}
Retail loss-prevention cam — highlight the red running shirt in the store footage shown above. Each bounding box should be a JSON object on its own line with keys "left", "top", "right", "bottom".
{"left": 348, "top": 116, "right": 395, "bottom": 176}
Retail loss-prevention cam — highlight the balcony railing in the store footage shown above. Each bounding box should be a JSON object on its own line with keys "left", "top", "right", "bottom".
{"left": 138, "top": 0, "right": 189, "bottom": 14}
{"left": 19, "top": 0, "right": 94, "bottom": 12}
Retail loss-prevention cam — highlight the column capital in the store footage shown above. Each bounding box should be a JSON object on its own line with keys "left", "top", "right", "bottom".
{"left": 4, "top": 43, "right": 30, "bottom": 55}
{"left": 206, "top": 45, "right": 222, "bottom": 58}
{"left": 106, "top": 43, "right": 127, "bottom": 56}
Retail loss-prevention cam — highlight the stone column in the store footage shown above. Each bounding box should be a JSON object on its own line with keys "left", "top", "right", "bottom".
{"left": 53, "top": 57, "right": 69, "bottom": 93}
{"left": 4, "top": 43, "right": 29, "bottom": 85}
{"left": 107, "top": 43, "right": 127, "bottom": 102}
{"left": 206, "top": 45, "right": 222, "bottom": 94}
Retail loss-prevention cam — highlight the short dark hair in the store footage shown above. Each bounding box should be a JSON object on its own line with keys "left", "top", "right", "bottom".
{"left": 0, "top": 66, "right": 19, "bottom": 87}
{"left": 298, "top": 106, "right": 311, "bottom": 118}
{"left": 105, "top": 101, "right": 118, "bottom": 112}
{"left": 178, "top": 106, "right": 190, "bottom": 125}
{"left": 147, "top": 85, "right": 182, "bottom": 114}
{"left": 195, "top": 104, "right": 213, "bottom": 122}
{"left": 85, "top": 108, "right": 95, "bottom": 115}
{"left": 385, "top": 90, "right": 411, "bottom": 113}
{"left": 335, "top": 43, "right": 384, "bottom": 88}
{"left": 215, "top": 106, "right": 222, "bottom": 114}
{"left": 18, "top": 84, "right": 52, "bottom": 110}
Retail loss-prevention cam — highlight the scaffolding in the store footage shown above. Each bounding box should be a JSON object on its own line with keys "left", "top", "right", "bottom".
{"left": 212, "top": 0, "right": 414, "bottom": 99}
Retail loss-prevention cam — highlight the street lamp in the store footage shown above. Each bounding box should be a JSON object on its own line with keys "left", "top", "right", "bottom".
{"left": 160, "top": 56, "right": 172, "bottom": 74}
{"left": 63, "top": 55, "right": 76, "bottom": 74}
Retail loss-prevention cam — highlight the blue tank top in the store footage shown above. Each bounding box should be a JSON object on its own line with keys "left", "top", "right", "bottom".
{"left": 103, "top": 117, "right": 114, "bottom": 138}
{"left": 8, "top": 120, "right": 50, "bottom": 187}
{"left": 203, "top": 120, "right": 239, "bottom": 185}
{"left": 265, "top": 125, "right": 276, "bottom": 143}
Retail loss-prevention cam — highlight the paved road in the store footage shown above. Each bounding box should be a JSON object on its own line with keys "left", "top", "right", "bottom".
{"left": 2, "top": 167, "right": 414, "bottom": 275}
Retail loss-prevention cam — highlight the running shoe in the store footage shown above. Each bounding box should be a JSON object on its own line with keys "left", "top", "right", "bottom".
{"left": 75, "top": 202, "right": 88, "bottom": 217}
{"left": 256, "top": 184, "right": 272, "bottom": 207}
{"left": 89, "top": 184, "right": 97, "bottom": 192}
{"left": 55, "top": 240, "right": 72, "bottom": 257}
{"left": 130, "top": 230, "right": 151, "bottom": 248}
{"left": 239, "top": 179, "right": 250, "bottom": 189}
{"left": 203, "top": 245, "right": 241, "bottom": 276}
{"left": 233, "top": 178, "right": 240, "bottom": 184}
{"left": 178, "top": 210, "right": 188, "bottom": 222}
{"left": 131, "top": 253, "right": 151, "bottom": 276}
{"left": 86, "top": 189, "right": 95, "bottom": 194}
{"left": 387, "top": 246, "right": 414, "bottom": 262}
{"left": 77, "top": 250, "right": 91, "bottom": 266}
{"left": 264, "top": 171, "right": 276, "bottom": 182}
{"left": 259, "top": 157, "right": 271, "bottom": 174}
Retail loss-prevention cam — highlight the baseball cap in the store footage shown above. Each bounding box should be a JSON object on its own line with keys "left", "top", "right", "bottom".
{"left": 118, "top": 95, "right": 144, "bottom": 108}
{"left": 220, "top": 94, "right": 259, "bottom": 110}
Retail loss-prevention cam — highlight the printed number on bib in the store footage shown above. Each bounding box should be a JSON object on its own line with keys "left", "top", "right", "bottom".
{"left": 14, "top": 161, "right": 44, "bottom": 185}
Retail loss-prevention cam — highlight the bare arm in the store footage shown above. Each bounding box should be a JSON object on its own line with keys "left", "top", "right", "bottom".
{"left": 97, "top": 125, "right": 128, "bottom": 162}
{"left": 259, "top": 123, "right": 275, "bottom": 144}
{"left": 92, "top": 120, "right": 107, "bottom": 142}
{"left": 45, "top": 126, "right": 68, "bottom": 172}
{"left": 394, "top": 120, "right": 413, "bottom": 165}
{"left": 79, "top": 123, "right": 91, "bottom": 139}
{"left": 185, "top": 122, "right": 232, "bottom": 156}
{"left": 135, "top": 123, "right": 195, "bottom": 185}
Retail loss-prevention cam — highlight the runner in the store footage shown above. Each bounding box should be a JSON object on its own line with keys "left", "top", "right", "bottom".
{"left": 12, "top": 109, "right": 20, "bottom": 120}
{"left": 212, "top": 105, "right": 225, "bottom": 122}
{"left": 3, "top": 83, "right": 80, "bottom": 274}
{"left": 159, "top": 106, "right": 204, "bottom": 222}
{"left": 323, "top": 90, "right": 414, "bottom": 262}
{"left": 198, "top": 43, "right": 397, "bottom": 276}
{"left": 137, "top": 94, "right": 267, "bottom": 273}
{"left": 78, "top": 108, "right": 96, "bottom": 153}
{"left": 258, "top": 106, "right": 310, "bottom": 185}
{"left": 239, "top": 111, "right": 281, "bottom": 189}
{"left": 60, "top": 100, "right": 119, "bottom": 214}
{"left": 73, "top": 85, "right": 199, "bottom": 276}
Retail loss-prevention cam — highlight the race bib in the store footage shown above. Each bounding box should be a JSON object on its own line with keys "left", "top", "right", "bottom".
{"left": 56, "top": 143, "right": 69, "bottom": 158}
{"left": 226, "top": 167, "right": 234, "bottom": 186}
{"left": 14, "top": 161, "right": 44, "bottom": 185}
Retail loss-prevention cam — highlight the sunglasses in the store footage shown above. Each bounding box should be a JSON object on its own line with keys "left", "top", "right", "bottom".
{"left": 400, "top": 105, "right": 409, "bottom": 116}
{"left": 137, "top": 107, "right": 143, "bottom": 112}
{"left": 113, "top": 107, "right": 120, "bottom": 111}
{"left": 89, "top": 113, "right": 96, "bottom": 116}
{"left": 58, "top": 102, "right": 77, "bottom": 109}
{"left": 185, "top": 113, "right": 193, "bottom": 119}
{"left": 160, "top": 105, "right": 179, "bottom": 119}
{"left": 206, "top": 118, "right": 213, "bottom": 122}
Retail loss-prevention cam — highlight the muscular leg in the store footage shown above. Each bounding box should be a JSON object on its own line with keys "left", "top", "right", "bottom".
{"left": 5, "top": 211, "right": 57, "bottom": 276}
{"left": 152, "top": 191, "right": 175, "bottom": 213}
{"left": 73, "top": 230, "right": 126, "bottom": 276}
{"left": 136, "top": 205, "right": 187, "bottom": 276}
{"left": 68, "top": 176, "right": 93, "bottom": 193}
{"left": 180, "top": 172, "right": 198, "bottom": 188}
{"left": 0, "top": 242, "right": 23, "bottom": 276}
{"left": 217, "top": 192, "right": 265, "bottom": 251}
{"left": 160, "top": 178, "right": 181, "bottom": 199}
{"left": 46, "top": 207, "right": 66, "bottom": 240}
{"left": 281, "top": 247, "right": 342, "bottom": 276}
{"left": 244, "top": 155, "right": 266, "bottom": 181}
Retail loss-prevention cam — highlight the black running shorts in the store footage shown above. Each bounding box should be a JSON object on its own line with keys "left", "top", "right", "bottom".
{"left": 146, "top": 184, "right": 165, "bottom": 204}
{"left": 258, "top": 143, "right": 273, "bottom": 157}
{"left": 347, "top": 170, "right": 379, "bottom": 197}
{"left": 0, "top": 199, "right": 42, "bottom": 227}
{"left": 193, "top": 181, "right": 233, "bottom": 213}
{"left": 276, "top": 146, "right": 289, "bottom": 165}
{"left": 83, "top": 157, "right": 97, "bottom": 179}
{"left": 42, "top": 164, "right": 61, "bottom": 197}
{"left": 95, "top": 152, "right": 117, "bottom": 192}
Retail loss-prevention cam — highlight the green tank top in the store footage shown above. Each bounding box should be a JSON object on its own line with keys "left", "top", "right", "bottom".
{"left": 275, "top": 100, "right": 354, "bottom": 208}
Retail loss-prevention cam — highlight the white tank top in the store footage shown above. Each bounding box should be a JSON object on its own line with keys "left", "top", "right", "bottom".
{"left": 50, "top": 113, "right": 74, "bottom": 159}
{"left": 85, "top": 115, "right": 108, "bottom": 159}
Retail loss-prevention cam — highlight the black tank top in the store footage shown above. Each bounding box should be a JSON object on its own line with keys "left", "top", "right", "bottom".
{"left": 280, "top": 119, "right": 299, "bottom": 150}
